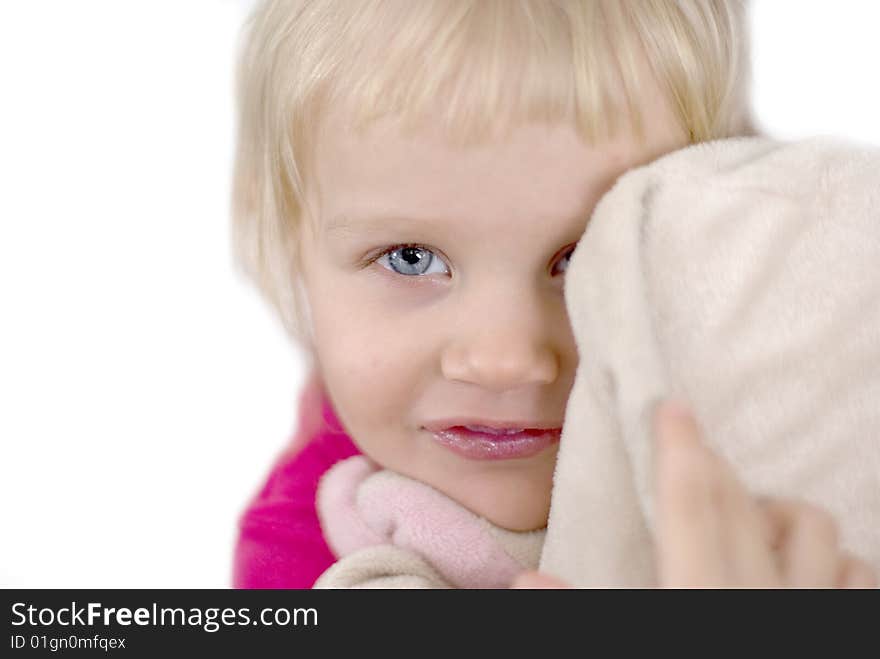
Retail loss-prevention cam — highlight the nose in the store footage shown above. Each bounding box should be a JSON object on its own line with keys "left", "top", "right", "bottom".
{"left": 440, "top": 300, "right": 561, "bottom": 392}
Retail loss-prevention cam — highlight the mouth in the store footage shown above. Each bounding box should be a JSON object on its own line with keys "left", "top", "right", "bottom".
{"left": 423, "top": 423, "right": 562, "bottom": 461}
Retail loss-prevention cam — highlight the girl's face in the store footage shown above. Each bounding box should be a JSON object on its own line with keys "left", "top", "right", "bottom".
{"left": 301, "top": 109, "right": 685, "bottom": 531}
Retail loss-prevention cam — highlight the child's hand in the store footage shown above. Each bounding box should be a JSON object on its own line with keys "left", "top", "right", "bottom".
{"left": 512, "top": 401, "right": 877, "bottom": 589}
{"left": 653, "top": 401, "right": 877, "bottom": 588}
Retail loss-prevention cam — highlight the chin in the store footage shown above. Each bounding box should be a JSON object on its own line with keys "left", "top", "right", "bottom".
{"left": 471, "top": 496, "right": 550, "bottom": 532}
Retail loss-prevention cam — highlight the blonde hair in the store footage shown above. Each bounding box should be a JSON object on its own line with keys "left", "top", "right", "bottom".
{"left": 231, "top": 0, "right": 754, "bottom": 348}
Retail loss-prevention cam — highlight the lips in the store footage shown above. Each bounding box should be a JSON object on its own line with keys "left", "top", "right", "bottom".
{"left": 462, "top": 424, "right": 529, "bottom": 435}
{"left": 423, "top": 421, "right": 562, "bottom": 461}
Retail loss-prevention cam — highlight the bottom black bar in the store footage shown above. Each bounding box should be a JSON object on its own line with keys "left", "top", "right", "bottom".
{"left": 2, "top": 589, "right": 872, "bottom": 655}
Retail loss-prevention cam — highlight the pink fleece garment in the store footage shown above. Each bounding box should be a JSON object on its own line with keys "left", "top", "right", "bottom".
{"left": 318, "top": 456, "right": 532, "bottom": 588}
{"left": 232, "top": 374, "right": 360, "bottom": 589}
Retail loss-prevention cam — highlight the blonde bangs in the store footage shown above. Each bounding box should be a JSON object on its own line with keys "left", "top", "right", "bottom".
{"left": 303, "top": 0, "right": 751, "bottom": 146}
{"left": 333, "top": 1, "right": 608, "bottom": 144}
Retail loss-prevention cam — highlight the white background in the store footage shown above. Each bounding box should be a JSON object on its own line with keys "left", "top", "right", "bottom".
{"left": 1, "top": 1, "right": 878, "bottom": 587}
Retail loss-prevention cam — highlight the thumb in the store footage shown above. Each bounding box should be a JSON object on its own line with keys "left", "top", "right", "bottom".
{"left": 510, "top": 570, "right": 571, "bottom": 589}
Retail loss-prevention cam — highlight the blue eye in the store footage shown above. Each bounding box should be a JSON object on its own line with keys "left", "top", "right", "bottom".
{"left": 551, "top": 245, "right": 577, "bottom": 276}
{"left": 377, "top": 245, "right": 450, "bottom": 276}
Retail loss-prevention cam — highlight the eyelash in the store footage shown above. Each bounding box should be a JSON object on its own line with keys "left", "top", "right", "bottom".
{"left": 552, "top": 245, "right": 577, "bottom": 276}
{"left": 369, "top": 243, "right": 577, "bottom": 277}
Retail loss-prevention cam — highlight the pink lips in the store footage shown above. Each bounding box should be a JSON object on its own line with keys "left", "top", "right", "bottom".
{"left": 427, "top": 425, "right": 562, "bottom": 461}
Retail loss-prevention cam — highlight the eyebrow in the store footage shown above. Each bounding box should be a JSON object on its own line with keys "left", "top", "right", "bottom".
{"left": 324, "top": 213, "right": 450, "bottom": 236}
{"left": 324, "top": 208, "right": 593, "bottom": 243}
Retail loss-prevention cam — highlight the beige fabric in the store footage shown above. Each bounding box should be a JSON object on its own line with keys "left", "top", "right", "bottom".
{"left": 314, "top": 545, "right": 451, "bottom": 589}
{"left": 540, "top": 137, "right": 880, "bottom": 587}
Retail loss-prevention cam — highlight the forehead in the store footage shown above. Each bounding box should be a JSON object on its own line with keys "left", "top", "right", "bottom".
{"left": 310, "top": 107, "right": 686, "bottom": 234}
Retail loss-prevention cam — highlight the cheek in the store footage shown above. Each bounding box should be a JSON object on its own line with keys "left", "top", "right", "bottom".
{"left": 308, "top": 279, "right": 438, "bottom": 428}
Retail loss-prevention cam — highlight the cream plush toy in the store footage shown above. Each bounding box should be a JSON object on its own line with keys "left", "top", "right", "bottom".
{"left": 541, "top": 136, "right": 880, "bottom": 587}
{"left": 315, "top": 137, "right": 880, "bottom": 588}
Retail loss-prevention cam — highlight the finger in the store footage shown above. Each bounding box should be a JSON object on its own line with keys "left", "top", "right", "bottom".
{"left": 763, "top": 500, "right": 840, "bottom": 587}
{"left": 654, "top": 401, "right": 727, "bottom": 587}
{"left": 836, "top": 555, "right": 878, "bottom": 589}
{"left": 510, "top": 570, "right": 570, "bottom": 589}
{"left": 708, "top": 465, "right": 779, "bottom": 586}
{"left": 754, "top": 497, "right": 790, "bottom": 550}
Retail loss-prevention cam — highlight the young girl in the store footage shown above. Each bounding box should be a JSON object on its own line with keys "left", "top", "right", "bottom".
{"left": 229, "top": 0, "right": 874, "bottom": 588}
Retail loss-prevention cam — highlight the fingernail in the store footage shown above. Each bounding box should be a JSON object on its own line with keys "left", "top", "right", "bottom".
{"left": 653, "top": 399, "right": 691, "bottom": 433}
{"left": 661, "top": 399, "right": 693, "bottom": 421}
{"left": 654, "top": 399, "right": 700, "bottom": 449}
